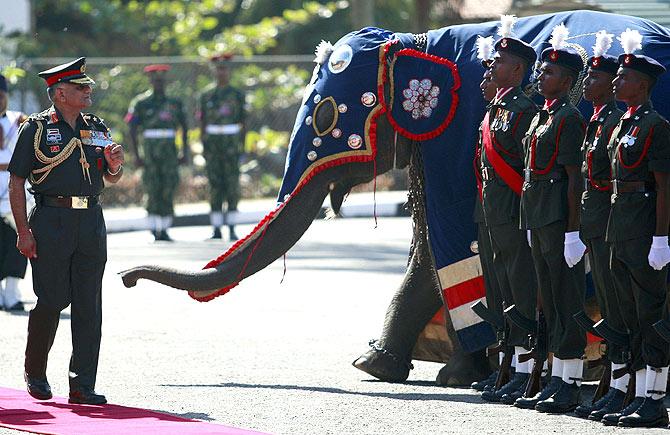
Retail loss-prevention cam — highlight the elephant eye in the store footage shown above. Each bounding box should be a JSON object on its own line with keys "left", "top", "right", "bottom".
{"left": 328, "top": 44, "right": 353, "bottom": 74}
{"left": 312, "top": 96, "right": 338, "bottom": 137}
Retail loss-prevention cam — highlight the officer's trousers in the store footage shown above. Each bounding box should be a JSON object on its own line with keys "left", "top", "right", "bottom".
{"left": 25, "top": 205, "right": 107, "bottom": 390}
{"left": 530, "top": 220, "right": 586, "bottom": 359}
{"left": 478, "top": 223, "right": 504, "bottom": 337}
{"left": 610, "top": 238, "right": 669, "bottom": 370}
{"left": 585, "top": 236, "right": 627, "bottom": 363}
{"left": 489, "top": 221, "right": 537, "bottom": 348}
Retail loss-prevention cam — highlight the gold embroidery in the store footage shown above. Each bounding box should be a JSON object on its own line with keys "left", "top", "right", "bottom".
{"left": 30, "top": 120, "right": 91, "bottom": 185}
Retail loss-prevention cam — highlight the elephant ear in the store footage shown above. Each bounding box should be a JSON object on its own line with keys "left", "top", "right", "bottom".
{"left": 381, "top": 43, "right": 461, "bottom": 141}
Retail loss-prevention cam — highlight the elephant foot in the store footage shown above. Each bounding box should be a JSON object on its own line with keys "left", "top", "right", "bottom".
{"left": 435, "top": 348, "right": 491, "bottom": 387}
{"left": 352, "top": 340, "right": 413, "bottom": 383}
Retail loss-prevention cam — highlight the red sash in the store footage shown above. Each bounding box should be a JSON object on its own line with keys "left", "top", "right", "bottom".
{"left": 481, "top": 112, "right": 523, "bottom": 196}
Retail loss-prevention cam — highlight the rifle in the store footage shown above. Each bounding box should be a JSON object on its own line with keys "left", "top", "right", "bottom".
{"left": 593, "top": 319, "right": 634, "bottom": 406}
{"left": 504, "top": 304, "right": 546, "bottom": 398}
{"left": 573, "top": 311, "right": 609, "bottom": 404}
{"left": 471, "top": 300, "right": 512, "bottom": 389}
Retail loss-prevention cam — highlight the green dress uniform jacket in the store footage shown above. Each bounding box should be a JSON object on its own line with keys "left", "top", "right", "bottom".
{"left": 580, "top": 102, "right": 627, "bottom": 363}
{"left": 521, "top": 96, "right": 586, "bottom": 359}
{"left": 199, "top": 84, "right": 245, "bottom": 212}
{"left": 126, "top": 90, "right": 186, "bottom": 216}
{"left": 8, "top": 106, "right": 110, "bottom": 391}
{"left": 481, "top": 87, "right": 538, "bottom": 348}
{"left": 606, "top": 102, "right": 670, "bottom": 370}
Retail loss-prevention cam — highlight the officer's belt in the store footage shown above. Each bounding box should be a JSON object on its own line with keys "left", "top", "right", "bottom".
{"left": 584, "top": 178, "right": 611, "bottom": 191}
{"left": 481, "top": 166, "right": 522, "bottom": 181}
{"left": 523, "top": 169, "right": 564, "bottom": 182}
{"left": 143, "top": 129, "right": 176, "bottom": 139}
{"left": 205, "top": 124, "right": 242, "bottom": 135}
{"left": 38, "top": 195, "right": 99, "bottom": 209}
{"left": 612, "top": 180, "right": 654, "bottom": 194}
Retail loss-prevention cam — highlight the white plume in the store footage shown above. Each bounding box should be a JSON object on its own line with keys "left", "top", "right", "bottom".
{"left": 549, "top": 23, "right": 569, "bottom": 51}
{"left": 498, "top": 15, "right": 517, "bottom": 38}
{"left": 314, "top": 40, "right": 334, "bottom": 65}
{"left": 617, "top": 28, "right": 643, "bottom": 55}
{"left": 592, "top": 30, "right": 614, "bottom": 58}
{"left": 476, "top": 35, "right": 495, "bottom": 63}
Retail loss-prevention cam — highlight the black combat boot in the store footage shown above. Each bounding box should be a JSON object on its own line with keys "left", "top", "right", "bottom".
{"left": 535, "top": 381, "right": 581, "bottom": 413}
{"left": 159, "top": 229, "right": 173, "bottom": 242}
{"left": 514, "top": 376, "right": 561, "bottom": 409}
{"left": 481, "top": 372, "right": 528, "bottom": 402}
{"left": 471, "top": 370, "right": 498, "bottom": 392}
{"left": 601, "top": 396, "right": 644, "bottom": 425}
{"left": 210, "top": 227, "right": 222, "bottom": 239}
{"left": 229, "top": 225, "right": 238, "bottom": 241}
{"left": 618, "top": 397, "right": 669, "bottom": 428}
{"left": 588, "top": 388, "right": 626, "bottom": 421}
{"left": 576, "top": 387, "right": 615, "bottom": 418}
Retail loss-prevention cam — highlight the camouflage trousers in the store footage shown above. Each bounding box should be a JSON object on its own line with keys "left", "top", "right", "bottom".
{"left": 203, "top": 138, "right": 240, "bottom": 212}
{"left": 142, "top": 139, "right": 179, "bottom": 216}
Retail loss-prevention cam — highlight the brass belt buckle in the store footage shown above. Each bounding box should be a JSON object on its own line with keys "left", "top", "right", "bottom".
{"left": 71, "top": 196, "right": 88, "bottom": 209}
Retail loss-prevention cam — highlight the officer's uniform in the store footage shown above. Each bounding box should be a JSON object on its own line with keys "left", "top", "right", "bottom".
{"left": 199, "top": 55, "right": 245, "bottom": 240}
{"left": 8, "top": 58, "right": 114, "bottom": 403}
{"left": 126, "top": 65, "right": 186, "bottom": 239}
{"left": 521, "top": 36, "right": 587, "bottom": 413}
{"left": 603, "top": 50, "right": 670, "bottom": 427}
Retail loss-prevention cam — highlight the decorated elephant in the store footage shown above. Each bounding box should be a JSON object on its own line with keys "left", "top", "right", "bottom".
{"left": 121, "top": 10, "right": 670, "bottom": 386}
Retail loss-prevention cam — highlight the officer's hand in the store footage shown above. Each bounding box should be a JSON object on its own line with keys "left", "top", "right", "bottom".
{"left": 648, "top": 236, "right": 670, "bottom": 270}
{"left": 104, "top": 143, "right": 124, "bottom": 170}
{"left": 564, "top": 231, "right": 586, "bottom": 268}
{"left": 16, "top": 229, "right": 37, "bottom": 259}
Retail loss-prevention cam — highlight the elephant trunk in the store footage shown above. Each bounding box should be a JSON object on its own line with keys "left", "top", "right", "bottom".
{"left": 120, "top": 170, "right": 335, "bottom": 294}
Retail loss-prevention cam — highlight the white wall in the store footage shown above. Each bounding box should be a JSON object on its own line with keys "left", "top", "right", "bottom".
{"left": 0, "top": 0, "right": 31, "bottom": 35}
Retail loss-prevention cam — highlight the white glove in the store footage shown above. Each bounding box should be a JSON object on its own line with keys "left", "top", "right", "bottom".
{"left": 527, "top": 230, "right": 532, "bottom": 248}
{"left": 648, "top": 236, "right": 670, "bottom": 270}
{"left": 564, "top": 231, "right": 586, "bottom": 268}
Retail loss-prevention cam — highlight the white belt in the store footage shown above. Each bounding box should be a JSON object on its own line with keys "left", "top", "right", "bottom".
{"left": 143, "top": 129, "right": 176, "bottom": 139}
{"left": 205, "top": 124, "right": 242, "bottom": 135}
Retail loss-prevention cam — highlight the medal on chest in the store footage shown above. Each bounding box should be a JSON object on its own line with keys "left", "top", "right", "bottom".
{"left": 620, "top": 126, "right": 640, "bottom": 148}
{"left": 158, "top": 110, "right": 173, "bottom": 121}
{"left": 218, "top": 104, "right": 233, "bottom": 117}
{"left": 80, "top": 130, "right": 113, "bottom": 147}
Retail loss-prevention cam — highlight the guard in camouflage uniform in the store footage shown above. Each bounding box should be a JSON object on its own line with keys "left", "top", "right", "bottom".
{"left": 600, "top": 30, "right": 670, "bottom": 429}
{"left": 199, "top": 54, "right": 246, "bottom": 241}
{"left": 520, "top": 24, "right": 587, "bottom": 414}
{"left": 479, "top": 16, "right": 540, "bottom": 405}
{"left": 8, "top": 58, "right": 124, "bottom": 405}
{"left": 470, "top": 35, "right": 506, "bottom": 392}
{"left": 126, "top": 64, "right": 189, "bottom": 241}
{"left": 573, "top": 31, "right": 627, "bottom": 421}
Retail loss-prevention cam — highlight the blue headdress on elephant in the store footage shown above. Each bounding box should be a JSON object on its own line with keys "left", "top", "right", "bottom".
{"left": 276, "top": 10, "right": 670, "bottom": 353}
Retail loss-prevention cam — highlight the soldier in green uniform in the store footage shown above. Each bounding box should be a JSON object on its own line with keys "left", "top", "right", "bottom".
{"left": 479, "top": 16, "right": 540, "bottom": 405}
{"left": 573, "top": 31, "right": 628, "bottom": 421}
{"left": 520, "top": 24, "right": 587, "bottom": 413}
{"left": 8, "top": 58, "right": 124, "bottom": 404}
{"left": 470, "top": 35, "right": 506, "bottom": 392}
{"left": 126, "top": 64, "right": 189, "bottom": 241}
{"left": 600, "top": 30, "right": 670, "bottom": 428}
{"left": 199, "top": 54, "right": 246, "bottom": 241}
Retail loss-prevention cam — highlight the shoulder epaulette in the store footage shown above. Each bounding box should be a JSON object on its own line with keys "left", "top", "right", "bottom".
{"left": 83, "top": 113, "right": 104, "bottom": 124}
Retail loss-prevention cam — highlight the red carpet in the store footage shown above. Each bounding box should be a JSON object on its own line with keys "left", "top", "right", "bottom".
{"left": 0, "top": 387, "right": 265, "bottom": 435}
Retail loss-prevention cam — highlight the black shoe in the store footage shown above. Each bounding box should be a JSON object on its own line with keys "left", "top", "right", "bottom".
{"left": 159, "top": 230, "right": 173, "bottom": 242}
{"left": 471, "top": 371, "right": 498, "bottom": 392}
{"left": 618, "top": 397, "right": 669, "bottom": 428}
{"left": 501, "top": 383, "right": 526, "bottom": 405}
{"left": 69, "top": 388, "right": 107, "bottom": 405}
{"left": 535, "top": 381, "right": 581, "bottom": 413}
{"left": 209, "top": 228, "right": 222, "bottom": 239}
{"left": 588, "top": 388, "right": 626, "bottom": 421}
{"left": 229, "top": 226, "right": 238, "bottom": 241}
{"left": 575, "top": 386, "right": 615, "bottom": 418}
{"left": 6, "top": 301, "right": 24, "bottom": 311}
{"left": 601, "top": 396, "right": 644, "bottom": 426}
{"left": 24, "top": 373, "right": 52, "bottom": 400}
{"left": 514, "top": 376, "right": 561, "bottom": 409}
{"left": 481, "top": 372, "right": 528, "bottom": 403}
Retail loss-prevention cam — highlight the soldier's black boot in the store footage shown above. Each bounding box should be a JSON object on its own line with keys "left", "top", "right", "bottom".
{"left": 229, "top": 225, "right": 238, "bottom": 241}
{"left": 471, "top": 370, "right": 498, "bottom": 392}
{"left": 159, "top": 229, "right": 173, "bottom": 242}
{"left": 515, "top": 376, "right": 561, "bottom": 409}
{"left": 588, "top": 388, "right": 626, "bottom": 421}
{"left": 500, "top": 377, "right": 527, "bottom": 404}
{"left": 601, "top": 396, "right": 644, "bottom": 425}
{"left": 535, "top": 381, "right": 581, "bottom": 413}
{"left": 210, "top": 227, "right": 222, "bottom": 239}
{"left": 482, "top": 372, "right": 528, "bottom": 402}
{"left": 24, "top": 305, "right": 59, "bottom": 400}
{"left": 576, "top": 387, "right": 615, "bottom": 418}
{"left": 618, "top": 397, "right": 668, "bottom": 427}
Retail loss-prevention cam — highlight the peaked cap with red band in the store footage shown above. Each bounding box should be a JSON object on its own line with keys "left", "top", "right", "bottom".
{"left": 38, "top": 57, "right": 95, "bottom": 87}
{"left": 143, "top": 64, "right": 171, "bottom": 73}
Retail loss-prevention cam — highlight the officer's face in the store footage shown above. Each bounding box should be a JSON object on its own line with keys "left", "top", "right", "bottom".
{"left": 536, "top": 62, "right": 570, "bottom": 99}
{"left": 480, "top": 69, "right": 497, "bottom": 102}
{"left": 490, "top": 51, "right": 519, "bottom": 87}
{"left": 58, "top": 83, "right": 92, "bottom": 109}
{"left": 582, "top": 68, "right": 614, "bottom": 103}
{"left": 0, "top": 90, "right": 7, "bottom": 115}
{"left": 149, "top": 73, "right": 166, "bottom": 92}
{"left": 613, "top": 67, "right": 647, "bottom": 103}
{"left": 215, "top": 65, "right": 230, "bottom": 84}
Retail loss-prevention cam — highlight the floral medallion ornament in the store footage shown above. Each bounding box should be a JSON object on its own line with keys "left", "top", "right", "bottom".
{"left": 312, "top": 137, "right": 322, "bottom": 147}
{"left": 401, "top": 78, "right": 440, "bottom": 120}
{"left": 331, "top": 128, "right": 342, "bottom": 138}
{"left": 307, "top": 151, "right": 317, "bottom": 161}
{"left": 361, "top": 92, "right": 377, "bottom": 107}
{"left": 347, "top": 134, "right": 362, "bottom": 149}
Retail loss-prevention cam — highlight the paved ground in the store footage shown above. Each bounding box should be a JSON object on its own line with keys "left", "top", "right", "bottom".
{"left": 0, "top": 217, "right": 663, "bottom": 434}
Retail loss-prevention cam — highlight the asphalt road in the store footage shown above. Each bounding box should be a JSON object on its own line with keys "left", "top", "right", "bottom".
{"left": 0, "top": 217, "right": 662, "bottom": 434}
